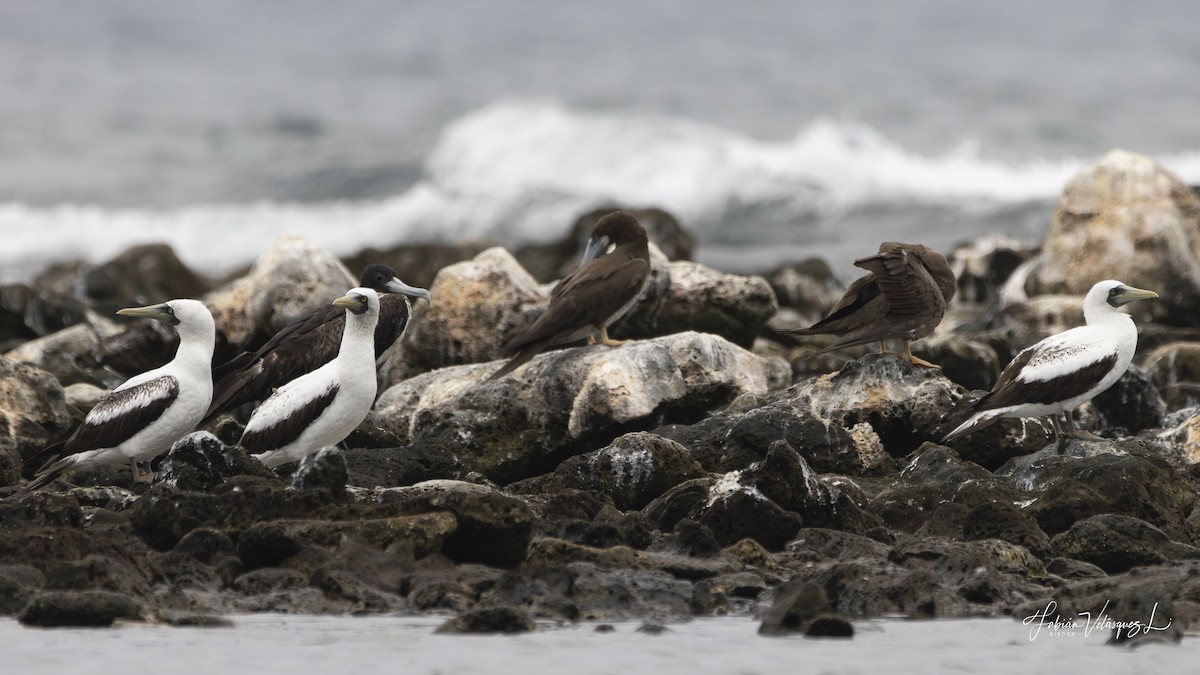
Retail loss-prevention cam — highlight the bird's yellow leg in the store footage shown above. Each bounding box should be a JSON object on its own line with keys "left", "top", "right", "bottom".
{"left": 131, "top": 460, "right": 154, "bottom": 484}
{"left": 1063, "top": 412, "right": 1105, "bottom": 441}
{"left": 903, "top": 341, "right": 940, "bottom": 368}
{"left": 596, "top": 327, "right": 629, "bottom": 347}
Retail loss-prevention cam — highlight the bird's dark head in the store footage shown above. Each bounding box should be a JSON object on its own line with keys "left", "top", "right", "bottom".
{"left": 333, "top": 287, "right": 381, "bottom": 315}
{"left": 359, "top": 264, "right": 432, "bottom": 303}
{"left": 581, "top": 211, "right": 649, "bottom": 264}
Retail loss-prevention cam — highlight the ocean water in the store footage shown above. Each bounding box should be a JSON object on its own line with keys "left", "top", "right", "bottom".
{"left": 0, "top": 615, "right": 1191, "bottom": 675}
{"left": 1, "top": 0, "right": 1199, "bottom": 282}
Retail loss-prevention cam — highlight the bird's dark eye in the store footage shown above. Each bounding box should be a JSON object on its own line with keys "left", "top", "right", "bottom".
{"left": 1109, "top": 288, "right": 1119, "bottom": 297}
{"left": 359, "top": 296, "right": 368, "bottom": 304}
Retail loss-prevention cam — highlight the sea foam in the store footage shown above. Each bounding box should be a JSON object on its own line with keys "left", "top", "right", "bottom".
{"left": 3, "top": 100, "right": 1199, "bottom": 283}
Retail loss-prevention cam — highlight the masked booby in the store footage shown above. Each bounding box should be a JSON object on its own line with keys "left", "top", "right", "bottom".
{"left": 22, "top": 300, "right": 216, "bottom": 492}
{"left": 488, "top": 211, "right": 651, "bottom": 381}
{"left": 205, "top": 264, "right": 429, "bottom": 424}
{"left": 238, "top": 287, "right": 381, "bottom": 469}
{"left": 942, "top": 280, "right": 1158, "bottom": 442}
{"left": 786, "top": 242, "right": 956, "bottom": 367}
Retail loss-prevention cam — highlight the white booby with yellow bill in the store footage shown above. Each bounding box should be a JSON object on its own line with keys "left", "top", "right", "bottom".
{"left": 238, "top": 287, "right": 381, "bottom": 469}
{"left": 943, "top": 280, "right": 1158, "bottom": 442}
{"left": 22, "top": 299, "right": 216, "bottom": 492}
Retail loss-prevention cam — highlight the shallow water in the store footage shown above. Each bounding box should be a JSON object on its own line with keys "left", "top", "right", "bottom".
{"left": 1, "top": 615, "right": 1191, "bottom": 675}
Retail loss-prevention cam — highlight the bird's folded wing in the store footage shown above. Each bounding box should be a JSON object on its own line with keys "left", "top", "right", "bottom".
{"left": 977, "top": 334, "right": 1119, "bottom": 410}
{"left": 238, "top": 381, "right": 339, "bottom": 453}
{"left": 854, "top": 247, "right": 939, "bottom": 317}
{"left": 62, "top": 375, "right": 180, "bottom": 458}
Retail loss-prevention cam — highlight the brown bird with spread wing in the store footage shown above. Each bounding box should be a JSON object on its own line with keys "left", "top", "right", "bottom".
{"left": 489, "top": 211, "right": 651, "bottom": 380}
{"left": 786, "top": 242, "right": 956, "bottom": 367}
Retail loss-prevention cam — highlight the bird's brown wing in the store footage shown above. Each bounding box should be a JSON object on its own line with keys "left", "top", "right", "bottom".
{"left": 794, "top": 274, "right": 881, "bottom": 335}
{"left": 506, "top": 253, "right": 649, "bottom": 352}
{"left": 853, "top": 246, "right": 942, "bottom": 318}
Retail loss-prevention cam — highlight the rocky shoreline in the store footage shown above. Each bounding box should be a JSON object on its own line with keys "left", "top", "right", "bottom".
{"left": 3, "top": 151, "right": 1200, "bottom": 642}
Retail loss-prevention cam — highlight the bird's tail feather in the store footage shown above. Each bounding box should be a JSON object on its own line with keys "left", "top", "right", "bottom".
{"left": 486, "top": 342, "right": 548, "bottom": 382}
{"left": 941, "top": 412, "right": 1001, "bottom": 444}
{"left": 22, "top": 439, "right": 66, "bottom": 478}
{"left": 21, "top": 455, "right": 77, "bottom": 494}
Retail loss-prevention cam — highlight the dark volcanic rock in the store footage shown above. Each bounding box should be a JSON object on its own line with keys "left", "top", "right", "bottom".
{"left": 77, "top": 243, "right": 213, "bottom": 316}
{"left": 0, "top": 565, "right": 44, "bottom": 615}
{"left": 1049, "top": 514, "right": 1200, "bottom": 573}
{"left": 378, "top": 480, "right": 534, "bottom": 567}
{"left": 1090, "top": 366, "right": 1166, "bottom": 434}
{"left": 18, "top": 589, "right": 148, "bottom": 627}
{"left": 155, "top": 432, "right": 276, "bottom": 491}
{"left": 236, "top": 513, "right": 455, "bottom": 571}
{"left": 0, "top": 284, "right": 89, "bottom": 351}
{"left": 435, "top": 606, "right": 537, "bottom": 634}
{"left": 1143, "top": 341, "right": 1200, "bottom": 410}
{"left": 758, "top": 577, "right": 833, "bottom": 635}
{"left": 346, "top": 446, "right": 465, "bottom": 488}
{"left": 741, "top": 441, "right": 880, "bottom": 534}
{"left": 697, "top": 480, "right": 802, "bottom": 551}
{"left": 962, "top": 502, "right": 1052, "bottom": 559}
{"left": 290, "top": 448, "right": 349, "bottom": 496}
{"left": 536, "top": 432, "right": 705, "bottom": 511}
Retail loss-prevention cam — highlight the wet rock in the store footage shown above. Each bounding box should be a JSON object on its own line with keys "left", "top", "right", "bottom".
{"left": 741, "top": 441, "right": 880, "bottom": 533}
{"left": 697, "top": 475, "right": 802, "bottom": 550}
{"left": 236, "top": 512, "right": 455, "bottom": 572}
{"left": 916, "top": 333, "right": 1002, "bottom": 392}
{"left": 345, "top": 445, "right": 466, "bottom": 488}
{"left": 44, "top": 554, "right": 153, "bottom": 598}
{"left": 155, "top": 432, "right": 276, "bottom": 491}
{"left": 1143, "top": 342, "right": 1200, "bottom": 411}
{"left": 290, "top": 447, "right": 349, "bottom": 495}
{"left": 661, "top": 401, "right": 889, "bottom": 477}
{"left": 641, "top": 478, "right": 714, "bottom": 532}
{"left": 371, "top": 332, "right": 788, "bottom": 483}
{"left": 1089, "top": 366, "right": 1166, "bottom": 434}
{"left": 18, "top": 589, "right": 148, "bottom": 627}
{"left": 1044, "top": 557, "right": 1107, "bottom": 581}
{"left": 172, "top": 528, "right": 237, "bottom": 564}
{"left": 1023, "top": 150, "right": 1200, "bottom": 327}
{"left": 233, "top": 568, "right": 308, "bottom": 595}
{"left": 0, "top": 565, "right": 44, "bottom": 614}
{"left": 435, "top": 606, "right": 537, "bottom": 634}
{"left": 566, "top": 563, "right": 694, "bottom": 622}
{"left": 0, "top": 357, "right": 71, "bottom": 482}
{"left": 962, "top": 502, "right": 1052, "bottom": 559}
{"left": 377, "top": 480, "right": 534, "bottom": 567}
{"left": 535, "top": 433, "right": 705, "bottom": 511}
{"left": 758, "top": 577, "right": 832, "bottom": 635}
{"left": 811, "top": 562, "right": 970, "bottom": 618}
{"left": 999, "top": 441, "right": 1197, "bottom": 540}
{"left": 1050, "top": 514, "right": 1200, "bottom": 573}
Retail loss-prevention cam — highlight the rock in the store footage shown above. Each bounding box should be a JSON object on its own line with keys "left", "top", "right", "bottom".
{"left": 155, "top": 432, "right": 276, "bottom": 491}
{"left": 659, "top": 402, "right": 888, "bottom": 477}
{"left": 290, "top": 448, "right": 349, "bottom": 495}
{"left": 405, "top": 247, "right": 549, "bottom": 370}
{"left": 564, "top": 562, "right": 695, "bottom": 622}
{"left": 1023, "top": 150, "right": 1200, "bottom": 327}
{"left": 614, "top": 261, "right": 777, "bottom": 349}
{"left": 345, "top": 446, "right": 465, "bottom": 488}
{"left": 915, "top": 333, "right": 1002, "bottom": 392}
{"left": 340, "top": 241, "right": 492, "bottom": 292}
{"left": 962, "top": 502, "right": 1052, "bottom": 559}
{"left": 0, "top": 565, "right": 44, "bottom": 615}
{"left": 741, "top": 441, "right": 880, "bottom": 533}
{"left": 1050, "top": 514, "right": 1200, "bottom": 573}
{"left": 207, "top": 235, "right": 354, "bottom": 349}
{"left": 536, "top": 433, "right": 705, "bottom": 511}
{"left": 77, "top": 244, "right": 213, "bottom": 316}
{"left": 762, "top": 257, "right": 843, "bottom": 323}
{"left": 17, "top": 589, "right": 148, "bottom": 627}
{"left": 44, "top": 554, "right": 152, "bottom": 597}
{"left": 697, "top": 474, "right": 802, "bottom": 550}
{"left": 435, "top": 606, "right": 537, "bottom": 634}
{"left": 236, "top": 513, "right": 456, "bottom": 570}
{"left": 1044, "top": 557, "right": 1107, "bottom": 581}
{"left": 0, "top": 284, "right": 90, "bottom": 351}
{"left": 61, "top": 382, "right": 106, "bottom": 428}
{"left": 1143, "top": 342, "right": 1200, "bottom": 411}
{"left": 4, "top": 318, "right": 120, "bottom": 388}
{"left": 377, "top": 480, "right": 534, "bottom": 567}
{"left": 947, "top": 234, "right": 1037, "bottom": 306}
{"left": 1089, "top": 366, "right": 1166, "bottom": 434}
{"left": 0, "top": 357, "right": 72, "bottom": 482}
{"left": 371, "top": 332, "right": 788, "bottom": 483}
{"left": 758, "top": 577, "right": 832, "bottom": 635}
{"left": 999, "top": 441, "right": 1197, "bottom": 540}
{"left": 1166, "top": 409, "right": 1200, "bottom": 464}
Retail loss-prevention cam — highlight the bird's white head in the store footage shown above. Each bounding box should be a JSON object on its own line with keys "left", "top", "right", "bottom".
{"left": 117, "top": 298, "right": 214, "bottom": 336}
{"left": 332, "top": 287, "right": 381, "bottom": 316}
{"left": 1083, "top": 280, "right": 1159, "bottom": 323}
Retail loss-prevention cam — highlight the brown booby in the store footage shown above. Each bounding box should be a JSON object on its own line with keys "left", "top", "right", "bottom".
{"left": 942, "top": 280, "right": 1158, "bottom": 442}
{"left": 239, "top": 287, "right": 381, "bottom": 469}
{"left": 204, "top": 264, "right": 429, "bottom": 424}
{"left": 786, "top": 241, "right": 956, "bottom": 367}
{"left": 22, "top": 300, "right": 216, "bottom": 492}
{"left": 488, "top": 211, "right": 651, "bottom": 381}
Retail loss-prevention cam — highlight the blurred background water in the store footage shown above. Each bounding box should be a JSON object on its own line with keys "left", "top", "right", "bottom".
{"left": 1, "top": 0, "right": 1198, "bottom": 281}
